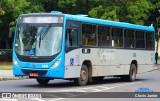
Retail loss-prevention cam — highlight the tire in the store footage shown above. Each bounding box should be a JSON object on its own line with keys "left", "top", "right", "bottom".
{"left": 36, "top": 78, "right": 50, "bottom": 85}
{"left": 88, "top": 75, "right": 93, "bottom": 84}
{"left": 120, "top": 64, "right": 137, "bottom": 82}
{"left": 128, "top": 64, "right": 137, "bottom": 82}
{"left": 120, "top": 75, "right": 127, "bottom": 81}
{"left": 75, "top": 65, "right": 88, "bottom": 86}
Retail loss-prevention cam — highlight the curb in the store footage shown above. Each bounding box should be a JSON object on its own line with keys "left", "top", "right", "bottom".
{"left": 0, "top": 76, "right": 29, "bottom": 81}
{"left": 154, "top": 64, "right": 160, "bottom": 70}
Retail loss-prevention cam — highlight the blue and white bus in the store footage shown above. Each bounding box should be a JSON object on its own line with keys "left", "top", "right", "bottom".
{"left": 12, "top": 11, "right": 155, "bottom": 86}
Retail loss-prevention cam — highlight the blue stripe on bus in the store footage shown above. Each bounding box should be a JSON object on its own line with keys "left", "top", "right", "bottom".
{"left": 65, "top": 14, "right": 154, "bottom": 32}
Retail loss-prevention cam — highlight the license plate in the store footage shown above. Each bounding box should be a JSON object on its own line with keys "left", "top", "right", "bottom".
{"left": 29, "top": 72, "right": 38, "bottom": 77}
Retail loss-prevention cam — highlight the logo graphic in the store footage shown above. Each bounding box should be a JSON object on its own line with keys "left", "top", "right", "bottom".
{"left": 135, "top": 87, "right": 153, "bottom": 92}
{"left": 30, "top": 49, "right": 35, "bottom": 55}
{"left": 32, "top": 64, "right": 36, "bottom": 67}
{"left": 70, "top": 58, "right": 74, "bottom": 66}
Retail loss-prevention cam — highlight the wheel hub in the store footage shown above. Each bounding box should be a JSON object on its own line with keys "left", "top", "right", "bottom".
{"left": 80, "top": 70, "right": 87, "bottom": 81}
{"left": 131, "top": 68, "right": 136, "bottom": 80}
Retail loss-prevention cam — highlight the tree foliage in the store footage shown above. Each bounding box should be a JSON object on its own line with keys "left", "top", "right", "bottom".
{"left": 0, "top": 0, "right": 44, "bottom": 40}
{"left": 0, "top": 0, "right": 159, "bottom": 48}
{"left": 89, "top": 0, "right": 153, "bottom": 25}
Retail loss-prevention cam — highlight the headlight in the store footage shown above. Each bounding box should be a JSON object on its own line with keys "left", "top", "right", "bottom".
{"left": 13, "top": 58, "right": 19, "bottom": 66}
{"left": 51, "top": 58, "right": 62, "bottom": 68}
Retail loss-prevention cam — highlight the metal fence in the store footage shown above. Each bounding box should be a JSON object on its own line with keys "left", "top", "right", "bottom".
{"left": 0, "top": 49, "right": 12, "bottom": 62}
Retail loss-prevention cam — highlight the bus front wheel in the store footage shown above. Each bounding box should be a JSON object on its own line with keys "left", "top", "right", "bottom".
{"left": 36, "top": 78, "right": 50, "bottom": 85}
{"left": 75, "top": 65, "right": 88, "bottom": 86}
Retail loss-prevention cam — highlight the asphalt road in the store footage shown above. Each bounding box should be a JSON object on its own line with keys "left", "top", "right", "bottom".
{"left": 0, "top": 69, "right": 160, "bottom": 101}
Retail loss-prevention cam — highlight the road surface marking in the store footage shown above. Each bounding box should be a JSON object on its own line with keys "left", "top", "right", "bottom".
{"left": 0, "top": 99, "right": 18, "bottom": 101}
{"left": 52, "top": 82, "right": 142, "bottom": 92}
{"left": 30, "top": 98, "right": 45, "bottom": 101}
{"left": 48, "top": 82, "right": 142, "bottom": 101}
{"left": 49, "top": 98, "right": 65, "bottom": 101}
{"left": 93, "top": 82, "right": 142, "bottom": 92}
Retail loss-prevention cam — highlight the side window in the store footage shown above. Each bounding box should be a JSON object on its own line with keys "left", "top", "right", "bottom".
{"left": 98, "top": 26, "right": 111, "bottom": 46}
{"left": 112, "top": 27, "right": 123, "bottom": 47}
{"left": 124, "top": 29, "right": 135, "bottom": 48}
{"left": 136, "top": 31, "right": 145, "bottom": 48}
{"left": 66, "top": 28, "right": 78, "bottom": 47}
{"left": 146, "top": 32, "right": 154, "bottom": 50}
{"left": 82, "top": 24, "right": 96, "bottom": 46}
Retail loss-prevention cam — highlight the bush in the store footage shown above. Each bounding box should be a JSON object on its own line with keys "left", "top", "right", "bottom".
{"left": 0, "top": 49, "right": 12, "bottom": 62}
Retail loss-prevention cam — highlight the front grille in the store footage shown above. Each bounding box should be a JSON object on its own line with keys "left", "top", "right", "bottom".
{"left": 16, "top": 52, "right": 59, "bottom": 63}
{"left": 18, "top": 57, "right": 53, "bottom": 63}
{"left": 21, "top": 69, "right": 48, "bottom": 76}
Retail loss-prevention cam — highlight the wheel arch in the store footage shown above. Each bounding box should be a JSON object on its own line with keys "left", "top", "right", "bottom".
{"left": 131, "top": 60, "right": 138, "bottom": 73}
{"left": 82, "top": 60, "right": 92, "bottom": 78}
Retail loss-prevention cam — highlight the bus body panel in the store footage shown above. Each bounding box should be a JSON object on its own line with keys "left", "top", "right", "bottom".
{"left": 64, "top": 48, "right": 155, "bottom": 78}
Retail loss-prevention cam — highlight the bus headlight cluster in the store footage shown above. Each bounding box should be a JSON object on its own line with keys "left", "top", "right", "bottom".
{"left": 51, "top": 58, "right": 62, "bottom": 68}
{"left": 13, "top": 58, "right": 19, "bottom": 67}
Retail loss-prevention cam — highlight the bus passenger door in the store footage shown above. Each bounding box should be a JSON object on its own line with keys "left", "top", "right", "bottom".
{"left": 65, "top": 28, "right": 81, "bottom": 78}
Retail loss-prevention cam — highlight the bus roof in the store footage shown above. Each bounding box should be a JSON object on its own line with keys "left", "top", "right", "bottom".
{"left": 64, "top": 14, "right": 155, "bottom": 32}
{"left": 19, "top": 12, "right": 155, "bottom": 32}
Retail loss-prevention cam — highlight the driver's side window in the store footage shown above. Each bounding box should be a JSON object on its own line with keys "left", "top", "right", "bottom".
{"left": 66, "top": 28, "right": 78, "bottom": 47}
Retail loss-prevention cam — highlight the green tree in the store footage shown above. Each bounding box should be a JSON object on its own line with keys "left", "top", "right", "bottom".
{"left": 0, "top": 0, "right": 44, "bottom": 48}
{"left": 125, "top": 0, "right": 153, "bottom": 25}
{"left": 88, "top": 0, "right": 152, "bottom": 25}
{"left": 57, "top": 0, "right": 101, "bottom": 14}
{"left": 147, "top": 0, "right": 160, "bottom": 41}
{"left": 89, "top": 5, "right": 120, "bottom": 21}
{"left": 41, "top": 0, "right": 58, "bottom": 12}
{"left": 147, "top": 0, "right": 160, "bottom": 26}
{"left": 0, "top": 0, "right": 159, "bottom": 49}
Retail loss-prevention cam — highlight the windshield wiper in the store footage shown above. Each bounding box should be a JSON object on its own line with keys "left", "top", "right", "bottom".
{"left": 39, "top": 24, "right": 51, "bottom": 48}
{"left": 39, "top": 35, "right": 41, "bottom": 48}
{"left": 41, "top": 24, "right": 51, "bottom": 40}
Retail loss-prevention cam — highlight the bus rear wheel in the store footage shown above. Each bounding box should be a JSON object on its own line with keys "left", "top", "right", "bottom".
{"left": 36, "top": 78, "right": 50, "bottom": 85}
{"left": 128, "top": 64, "right": 137, "bottom": 82}
{"left": 121, "top": 64, "right": 137, "bottom": 82}
{"left": 75, "top": 65, "right": 88, "bottom": 86}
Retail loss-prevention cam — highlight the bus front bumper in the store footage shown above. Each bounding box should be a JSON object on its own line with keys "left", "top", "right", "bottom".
{"left": 13, "top": 65, "right": 65, "bottom": 79}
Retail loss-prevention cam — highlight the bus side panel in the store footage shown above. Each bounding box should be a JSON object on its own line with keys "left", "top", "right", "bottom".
{"left": 98, "top": 49, "right": 111, "bottom": 76}
{"left": 64, "top": 49, "right": 81, "bottom": 78}
{"left": 110, "top": 49, "right": 125, "bottom": 75}
{"left": 79, "top": 48, "right": 110, "bottom": 77}
{"left": 107, "top": 49, "right": 155, "bottom": 75}
{"left": 137, "top": 50, "right": 154, "bottom": 73}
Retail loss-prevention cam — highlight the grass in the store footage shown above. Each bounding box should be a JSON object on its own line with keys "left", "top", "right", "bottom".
{"left": 0, "top": 62, "right": 12, "bottom": 70}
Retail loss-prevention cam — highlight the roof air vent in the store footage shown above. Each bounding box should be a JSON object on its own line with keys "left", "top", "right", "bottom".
{"left": 51, "top": 11, "right": 62, "bottom": 14}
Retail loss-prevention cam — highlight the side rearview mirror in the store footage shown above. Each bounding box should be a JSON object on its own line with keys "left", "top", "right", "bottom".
{"left": 9, "top": 22, "right": 15, "bottom": 38}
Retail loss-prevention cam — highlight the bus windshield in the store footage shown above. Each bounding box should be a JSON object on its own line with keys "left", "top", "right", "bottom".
{"left": 15, "top": 24, "right": 63, "bottom": 56}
